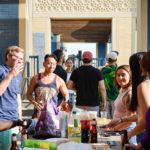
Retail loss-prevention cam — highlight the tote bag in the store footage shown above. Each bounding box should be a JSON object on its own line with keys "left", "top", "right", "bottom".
{"left": 33, "top": 98, "right": 61, "bottom": 139}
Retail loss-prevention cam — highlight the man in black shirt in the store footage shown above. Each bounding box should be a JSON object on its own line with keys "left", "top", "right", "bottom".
{"left": 67, "top": 51, "right": 106, "bottom": 115}
{"left": 53, "top": 49, "right": 67, "bottom": 105}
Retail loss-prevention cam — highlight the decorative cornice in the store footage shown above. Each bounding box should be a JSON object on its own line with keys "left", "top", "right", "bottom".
{"left": 33, "top": 0, "right": 137, "bottom": 13}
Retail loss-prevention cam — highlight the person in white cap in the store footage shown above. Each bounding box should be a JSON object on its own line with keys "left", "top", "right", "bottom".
{"left": 100, "top": 52, "right": 119, "bottom": 119}
{"left": 105, "top": 52, "right": 118, "bottom": 67}
{"left": 67, "top": 51, "right": 106, "bottom": 115}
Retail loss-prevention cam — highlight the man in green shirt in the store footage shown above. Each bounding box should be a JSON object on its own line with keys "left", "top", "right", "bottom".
{"left": 101, "top": 52, "right": 119, "bottom": 118}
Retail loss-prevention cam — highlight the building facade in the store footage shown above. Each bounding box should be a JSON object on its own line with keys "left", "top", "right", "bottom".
{"left": 0, "top": 0, "right": 149, "bottom": 66}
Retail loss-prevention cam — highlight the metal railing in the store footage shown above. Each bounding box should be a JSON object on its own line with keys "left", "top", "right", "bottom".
{"left": 21, "top": 56, "right": 39, "bottom": 99}
{"left": 68, "top": 54, "right": 105, "bottom": 69}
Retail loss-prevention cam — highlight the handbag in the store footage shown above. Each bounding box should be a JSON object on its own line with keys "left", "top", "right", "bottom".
{"left": 33, "top": 98, "right": 61, "bottom": 139}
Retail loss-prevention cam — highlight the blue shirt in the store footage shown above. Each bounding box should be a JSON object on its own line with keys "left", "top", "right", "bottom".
{"left": 0, "top": 64, "right": 22, "bottom": 120}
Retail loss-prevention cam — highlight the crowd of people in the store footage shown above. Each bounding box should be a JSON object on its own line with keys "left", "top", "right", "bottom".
{"left": 0, "top": 45, "right": 150, "bottom": 149}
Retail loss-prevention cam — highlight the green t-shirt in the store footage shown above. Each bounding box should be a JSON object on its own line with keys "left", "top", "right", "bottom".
{"left": 101, "top": 65, "right": 119, "bottom": 101}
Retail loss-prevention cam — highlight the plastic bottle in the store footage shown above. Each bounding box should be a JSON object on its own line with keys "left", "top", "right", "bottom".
{"left": 60, "top": 111, "right": 68, "bottom": 138}
{"left": 71, "top": 111, "right": 81, "bottom": 141}
{"left": 68, "top": 112, "right": 74, "bottom": 138}
{"left": 10, "top": 133, "right": 19, "bottom": 150}
{"left": 90, "top": 118, "right": 97, "bottom": 143}
{"left": 80, "top": 119, "right": 90, "bottom": 143}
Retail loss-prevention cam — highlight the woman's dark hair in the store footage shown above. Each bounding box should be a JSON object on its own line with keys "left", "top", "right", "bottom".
{"left": 129, "top": 52, "right": 147, "bottom": 112}
{"left": 44, "top": 54, "right": 58, "bottom": 62}
{"left": 66, "top": 57, "right": 73, "bottom": 63}
{"left": 53, "top": 49, "right": 64, "bottom": 62}
{"left": 65, "top": 57, "right": 74, "bottom": 71}
{"left": 114, "top": 65, "right": 131, "bottom": 90}
{"left": 141, "top": 51, "right": 150, "bottom": 73}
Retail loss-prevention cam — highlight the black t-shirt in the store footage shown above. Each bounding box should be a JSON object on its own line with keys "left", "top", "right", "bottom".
{"left": 54, "top": 65, "right": 67, "bottom": 103}
{"left": 70, "top": 65, "right": 103, "bottom": 106}
{"left": 54, "top": 65, "right": 67, "bottom": 82}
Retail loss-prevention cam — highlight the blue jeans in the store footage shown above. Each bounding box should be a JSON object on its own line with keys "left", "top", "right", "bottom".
{"left": 27, "top": 119, "right": 37, "bottom": 134}
{"left": 69, "top": 93, "right": 75, "bottom": 106}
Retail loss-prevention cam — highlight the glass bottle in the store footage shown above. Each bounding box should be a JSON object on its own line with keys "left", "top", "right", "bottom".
{"left": 32, "top": 93, "right": 42, "bottom": 119}
{"left": 121, "top": 130, "right": 129, "bottom": 150}
{"left": 90, "top": 118, "right": 97, "bottom": 143}
{"left": 80, "top": 120, "right": 90, "bottom": 143}
{"left": 73, "top": 112, "right": 78, "bottom": 128}
{"left": 21, "top": 120, "right": 27, "bottom": 139}
{"left": 10, "top": 133, "right": 19, "bottom": 150}
{"left": 37, "top": 100, "right": 43, "bottom": 118}
{"left": 21, "top": 120, "right": 27, "bottom": 148}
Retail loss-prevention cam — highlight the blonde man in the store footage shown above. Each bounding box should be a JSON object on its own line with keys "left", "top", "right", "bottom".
{"left": 0, "top": 46, "right": 24, "bottom": 150}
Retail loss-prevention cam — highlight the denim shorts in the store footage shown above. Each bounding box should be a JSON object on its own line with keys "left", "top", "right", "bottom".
{"left": 69, "top": 93, "right": 75, "bottom": 106}
{"left": 127, "top": 122, "right": 137, "bottom": 144}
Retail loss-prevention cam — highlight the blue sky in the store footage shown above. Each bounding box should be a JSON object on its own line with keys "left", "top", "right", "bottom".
{"left": 63, "top": 43, "right": 96, "bottom": 59}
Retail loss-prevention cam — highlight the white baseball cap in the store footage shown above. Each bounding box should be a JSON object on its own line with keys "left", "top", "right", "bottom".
{"left": 107, "top": 52, "right": 117, "bottom": 61}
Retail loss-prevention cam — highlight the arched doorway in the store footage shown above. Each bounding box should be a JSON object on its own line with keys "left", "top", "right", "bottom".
{"left": 51, "top": 19, "right": 111, "bottom": 66}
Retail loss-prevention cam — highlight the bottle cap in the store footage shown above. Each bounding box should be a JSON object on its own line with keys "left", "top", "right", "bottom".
{"left": 12, "top": 133, "right": 17, "bottom": 141}
{"left": 72, "top": 111, "right": 76, "bottom": 114}
{"left": 23, "top": 120, "right": 27, "bottom": 126}
{"left": 91, "top": 118, "right": 97, "bottom": 125}
{"left": 12, "top": 133, "right": 17, "bottom": 136}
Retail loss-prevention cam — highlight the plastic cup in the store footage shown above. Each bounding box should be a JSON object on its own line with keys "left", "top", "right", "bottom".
{"left": 100, "top": 111, "right": 108, "bottom": 125}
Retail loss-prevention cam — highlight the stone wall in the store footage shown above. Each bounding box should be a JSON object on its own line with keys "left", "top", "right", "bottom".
{"left": 29, "top": 0, "right": 138, "bottom": 65}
